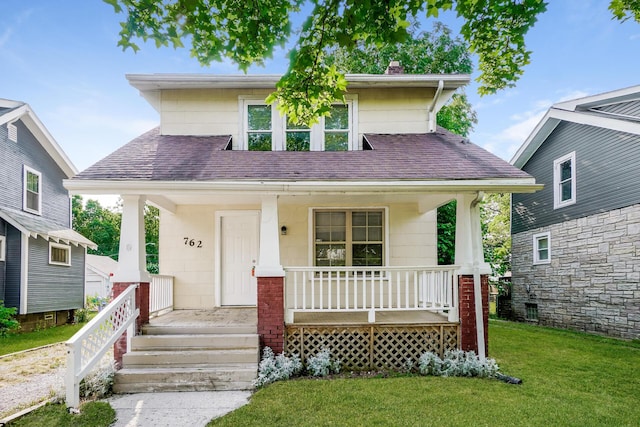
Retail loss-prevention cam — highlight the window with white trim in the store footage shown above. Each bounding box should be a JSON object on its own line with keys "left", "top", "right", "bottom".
{"left": 23, "top": 166, "right": 42, "bottom": 215}
{"left": 49, "top": 242, "right": 71, "bottom": 266}
{"left": 533, "top": 232, "right": 550, "bottom": 264}
{"left": 0, "top": 235, "right": 5, "bottom": 262}
{"left": 241, "top": 97, "right": 356, "bottom": 151}
{"left": 553, "top": 152, "right": 576, "bottom": 209}
{"left": 314, "top": 210, "right": 384, "bottom": 267}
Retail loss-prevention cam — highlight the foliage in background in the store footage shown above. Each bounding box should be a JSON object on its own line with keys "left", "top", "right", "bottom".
{"left": 104, "top": 0, "right": 557, "bottom": 126}
{"left": 480, "top": 193, "right": 511, "bottom": 292}
{"left": 0, "top": 300, "right": 20, "bottom": 337}
{"left": 72, "top": 195, "right": 121, "bottom": 260}
{"left": 327, "top": 22, "right": 477, "bottom": 138}
{"left": 72, "top": 196, "right": 160, "bottom": 274}
{"left": 437, "top": 200, "right": 456, "bottom": 265}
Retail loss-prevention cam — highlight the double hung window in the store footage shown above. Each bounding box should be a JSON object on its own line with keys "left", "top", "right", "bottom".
{"left": 242, "top": 97, "right": 356, "bottom": 151}
{"left": 314, "top": 210, "right": 384, "bottom": 267}
{"left": 533, "top": 232, "right": 550, "bottom": 264}
{"left": 0, "top": 235, "right": 5, "bottom": 262}
{"left": 553, "top": 152, "right": 576, "bottom": 209}
{"left": 23, "top": 166, "right": 42, "bottom": 215}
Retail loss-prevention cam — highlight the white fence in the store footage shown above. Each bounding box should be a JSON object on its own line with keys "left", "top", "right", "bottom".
{"left": 65, "top": 284, "right": 139, "bottom": 408}
{"left": 284, "top": 266, "right": 458, "bottom": 323}
{"left": 150, "top": 275, "right": 174, "bottom": 317}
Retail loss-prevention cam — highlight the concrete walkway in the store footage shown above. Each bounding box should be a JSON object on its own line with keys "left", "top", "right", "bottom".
{"left": 108, "top": 391, "right": 251, "bottom": 426}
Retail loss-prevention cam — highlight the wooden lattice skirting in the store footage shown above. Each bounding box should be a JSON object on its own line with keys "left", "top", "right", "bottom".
{"left": 285, "top": 323, "right": 460, "bottom": 370}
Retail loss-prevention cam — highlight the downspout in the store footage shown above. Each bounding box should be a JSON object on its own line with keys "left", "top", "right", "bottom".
{"left": 427, "top": 80, "right": 444, "bottom": 133}
{"left": 471, "top": 191, "right": 486, "bottom": 360}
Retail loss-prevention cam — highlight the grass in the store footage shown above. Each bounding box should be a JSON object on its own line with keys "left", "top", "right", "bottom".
{"left": 208, "top": 320, "right": 640, "bottom": 427}
{"left": 10, "top": 401, "right": 115, "bottom": 427}
{"left": 0, "top": 321, "right": 88, "bottom": 356}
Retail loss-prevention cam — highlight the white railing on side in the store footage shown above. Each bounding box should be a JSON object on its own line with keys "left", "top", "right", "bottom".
{"left": 65, "top": 284, "right": 139, "bottom": 408}
{"left": 284, "top": 266, "right": 459, "bottom": 323}
{"left": 150, "top": 275, "right": 174, "bottom": 317}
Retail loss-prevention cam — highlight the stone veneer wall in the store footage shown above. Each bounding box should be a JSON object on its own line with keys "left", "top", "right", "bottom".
{"left": 511, "top": 203, "right": 640, "bottom": 340}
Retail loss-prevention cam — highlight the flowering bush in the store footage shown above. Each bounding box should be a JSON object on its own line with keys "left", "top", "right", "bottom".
{"left": 418, "top": 350, "right": 499, "bottom": 378}
{"left": 306, "top": 348, "right": 341, "bottom": 377}
{"left": 253, "top": 347, "right": 303, "bottom": 388}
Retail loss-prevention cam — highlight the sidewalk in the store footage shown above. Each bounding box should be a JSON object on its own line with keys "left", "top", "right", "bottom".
{"left": 108, "top": 391, "right": 251, "bottom": 427}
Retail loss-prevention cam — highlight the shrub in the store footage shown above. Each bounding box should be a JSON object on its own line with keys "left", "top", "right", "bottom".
{"left": 79, "top": 359, "right": 116, "bottom": 400}
{"left": 306, "top": 348, "right": 341, "bottom": 377}
{"left": 418, "top": 350, "right": 499, "bottom": 378}
{"left": 253, "top": 347, "right": 303, "bottom": 388}
{"left": 74, "top": 308, "right": 90, "bottom": 324}
{"left": 0, "top": 301, "right": 20, "bottom": 337}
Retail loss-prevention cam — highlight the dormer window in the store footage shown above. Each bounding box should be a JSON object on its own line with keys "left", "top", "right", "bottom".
{"left": 240, "top": 96, "right": 357, "bottom": 151}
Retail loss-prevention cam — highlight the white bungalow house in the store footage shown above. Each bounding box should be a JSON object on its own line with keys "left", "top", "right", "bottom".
{"left": 64, "top": 69, "right": 540, "bottom": 392}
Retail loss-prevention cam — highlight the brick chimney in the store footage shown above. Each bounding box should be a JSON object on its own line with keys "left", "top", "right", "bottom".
{"left": 384, "top": 60, "right": 404, "bottom": 75}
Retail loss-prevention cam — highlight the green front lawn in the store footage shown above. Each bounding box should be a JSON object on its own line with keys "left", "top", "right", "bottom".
{"left": 209, "top": 321, "right": 640, "bottom": 426}
{"left": 10, "top": 402, "right": 115, "bottom": 427}
{"left": 0, "top": 322, "right": 88, "bottom": 356}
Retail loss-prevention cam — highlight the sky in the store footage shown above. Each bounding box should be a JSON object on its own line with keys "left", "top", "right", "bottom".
{"left": 1, "top": 1, "right": 639, "bottom": 207}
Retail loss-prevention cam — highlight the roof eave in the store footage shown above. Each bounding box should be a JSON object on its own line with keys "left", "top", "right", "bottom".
{"left": 65, "top": 178, "right": 542, "bottom": 195}
{"left": 126, "top": 73, "right": 471, "bottom": 92}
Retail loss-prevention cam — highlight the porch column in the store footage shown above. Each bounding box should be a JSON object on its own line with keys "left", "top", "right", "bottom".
{"left": 111, "top": 195, "right": 151, "bottom": 367}
{"left": 455, "top": 193, "right": 490, "bottom": 358}
{"left": 255, "top": 195, "right": 286, "bottom": 353}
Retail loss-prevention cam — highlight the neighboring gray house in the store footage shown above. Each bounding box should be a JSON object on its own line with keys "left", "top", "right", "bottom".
{"left": 85, "top": 254, "right": 118, "bottom": 301}
{"left": 0, "top": 99, "right": 95, "bottom": 331}
{"left": 510, "top": 86, "right": 640, "bottom": 340}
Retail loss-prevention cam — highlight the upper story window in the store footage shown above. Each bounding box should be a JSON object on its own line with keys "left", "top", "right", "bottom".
{"left": 23, "top": 165, "right": 42, "bottom": 215}
{"left": 0, "top": 235, "right": 5, "bottom": 262}
{"left": 241, "top": 96, "right": 357, "bottom": 151}
{"left": 533, "top": 232, "right": 550, "bottom": 265}
{"left": 553, "top": 152, "right": 576, "bottom": 209}
{"left": 314, "top": 209, "right": 384, "bottom": 267}
{"left": 49, "top": 242, "right": 71, "bottom": 266}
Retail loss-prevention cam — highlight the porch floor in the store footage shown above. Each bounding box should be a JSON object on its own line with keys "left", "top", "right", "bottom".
{"left": 148, "top": 308, "right": 257, "bottom": 329}
{"left": 290, "top": 310, "right": 451, "bottom": 325}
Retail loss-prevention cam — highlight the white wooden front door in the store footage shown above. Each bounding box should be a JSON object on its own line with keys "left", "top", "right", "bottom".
{"left": 220, "top": 212, "right": 259, "bottom": 306}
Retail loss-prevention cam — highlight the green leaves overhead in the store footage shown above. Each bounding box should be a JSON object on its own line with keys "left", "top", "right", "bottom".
{"left": 106, "top": 1, "right": 637, "bottom": 124}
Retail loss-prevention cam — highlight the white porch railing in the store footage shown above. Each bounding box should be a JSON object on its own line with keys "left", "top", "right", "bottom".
{"left": 284, "top": 266, "right": 459, "bottom": 323}
{"left": 150, "top": 274, "right": 174, "bottom": 317}
{"left": 65, "top": 284, "right": 139, "bottom": 408}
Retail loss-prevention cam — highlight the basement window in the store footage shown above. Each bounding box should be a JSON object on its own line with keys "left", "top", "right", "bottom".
{"left": 525, "top": 303, "right": 538, "bottom": 321}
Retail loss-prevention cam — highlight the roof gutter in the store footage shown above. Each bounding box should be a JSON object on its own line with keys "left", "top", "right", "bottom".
{"left": 64, "top": 178, "right": 542, "bottom": 195}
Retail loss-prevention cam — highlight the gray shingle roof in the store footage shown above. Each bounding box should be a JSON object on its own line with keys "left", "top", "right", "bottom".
{"left": 74, "top": 127, "right": 531, "bottom": 182}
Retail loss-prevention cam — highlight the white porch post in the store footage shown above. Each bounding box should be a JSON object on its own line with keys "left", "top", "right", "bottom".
{"left": 455, "top": 192, "right": 491, "bottom": 359}
{"left": 255, "top": 195, "right": 285, "bottom": 277}
{"left": 111, "top": 195, "right": 150, "bottom": 283}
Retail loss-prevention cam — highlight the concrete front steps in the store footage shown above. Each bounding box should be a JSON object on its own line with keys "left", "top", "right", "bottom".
{"left": 113, "top": 323, "right": 259, "bottom": 393}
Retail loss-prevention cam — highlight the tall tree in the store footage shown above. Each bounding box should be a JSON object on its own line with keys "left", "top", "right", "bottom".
{"left": 481, "top": 193, "right": 511, "bottom": 290}
{"left": 72, "top": 195, "right": 121, "bottom": 260}
{"left": 105, "top": 0, "right": 638, "bottom": 125}
{"left": 327, "top": 22, "right": 477, "bottom": 137}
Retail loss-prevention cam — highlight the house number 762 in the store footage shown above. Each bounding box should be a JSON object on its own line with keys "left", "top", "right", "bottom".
{"left": 183, "top": 237, "right": 203, "bottom": 248}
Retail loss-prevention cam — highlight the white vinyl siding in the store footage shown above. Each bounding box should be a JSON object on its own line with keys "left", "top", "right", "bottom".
{"left": 23, "top": 166, "right": 42, "bottom": 215}
{"left": 553, "top": 152, "right": 576, "bottom": 209}
{"left": 533, "top": 232, "right": 550, "bottom": 265}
